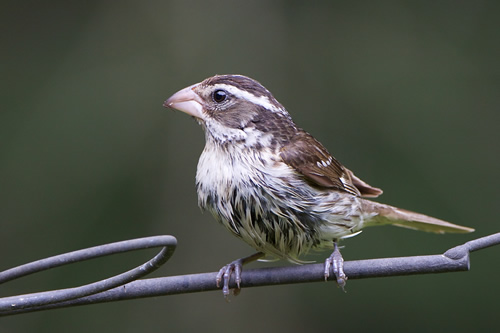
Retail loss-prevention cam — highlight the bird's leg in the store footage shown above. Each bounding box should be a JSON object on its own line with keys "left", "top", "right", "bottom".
{"left": 324, "top": 241, "right": 347, "bottom": 291}
{"left": 216, "top": 252, "right": 264, "bottom": 298}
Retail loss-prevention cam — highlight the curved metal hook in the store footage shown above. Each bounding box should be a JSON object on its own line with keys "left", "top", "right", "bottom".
{"left": 0, "top": 235, "right": 177, "bottom": 313}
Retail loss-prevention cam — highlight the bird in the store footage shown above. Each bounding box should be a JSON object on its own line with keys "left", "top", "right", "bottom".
{"left": 163, "top": 74, "right": 474, "bottom": 297}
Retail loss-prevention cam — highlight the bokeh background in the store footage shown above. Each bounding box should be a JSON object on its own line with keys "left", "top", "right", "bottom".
{"left": 1, "top": 1, "right": 498, "bottom": 332}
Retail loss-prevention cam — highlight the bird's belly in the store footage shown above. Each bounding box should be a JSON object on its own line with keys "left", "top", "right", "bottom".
{"left": 195, "top": 147, "right": 364, "bottom": 262}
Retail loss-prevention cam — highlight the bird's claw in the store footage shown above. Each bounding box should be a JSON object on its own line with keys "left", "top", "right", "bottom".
{"left": 216, "top": 259, "right": 243, "bottom": 298}
{"left": 324, "top": 243, "right": 347, "bottom": 291}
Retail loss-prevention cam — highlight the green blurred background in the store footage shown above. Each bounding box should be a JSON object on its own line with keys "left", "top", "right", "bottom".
{"left": 1, "top": 1, "right": 498, "bottom": 332}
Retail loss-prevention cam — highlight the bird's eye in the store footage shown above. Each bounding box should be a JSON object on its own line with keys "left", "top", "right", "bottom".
{"left": 212, "top": 89, "right": 228, "bottom": 103}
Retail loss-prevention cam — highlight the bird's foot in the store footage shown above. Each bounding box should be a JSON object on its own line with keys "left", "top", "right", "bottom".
{"left": 216, "top": 259, "right": 244, "bottom": 298}
{"left": 324, "top": 242, "right": 347, "bottom": 291}
{"left": 216, "top": 252, "right": 264, "bottom": 299}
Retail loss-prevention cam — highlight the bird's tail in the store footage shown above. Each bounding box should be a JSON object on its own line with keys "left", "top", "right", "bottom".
{"left": 361, "top": 200, "right": 474, "bottom": 234}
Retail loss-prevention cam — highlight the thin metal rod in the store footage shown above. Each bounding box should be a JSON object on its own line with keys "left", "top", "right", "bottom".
{"left": 0, "top": 232, "right": 498, "bottom": 317}
{"left": 0, "top": 244, "right": 471, "bottom": 315}
{"left": 0, "top": 236, "right": 177, "bottom": 312}
{"left": 444, "top": 232, "right": 500, "bottom": 259}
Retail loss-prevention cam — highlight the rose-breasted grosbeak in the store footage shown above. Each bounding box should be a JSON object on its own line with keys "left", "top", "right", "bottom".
{"left": 164, "top": 74, "right": 474, "bottom": 296}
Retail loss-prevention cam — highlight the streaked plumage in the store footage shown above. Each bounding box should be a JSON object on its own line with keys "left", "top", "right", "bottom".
{"left": 164, "top": 74, "right": 474, "bottom": 296}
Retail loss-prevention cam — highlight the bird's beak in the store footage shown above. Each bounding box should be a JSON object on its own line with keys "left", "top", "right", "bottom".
{"left": 163, "top": 83, "right": 205, "bottom": 120}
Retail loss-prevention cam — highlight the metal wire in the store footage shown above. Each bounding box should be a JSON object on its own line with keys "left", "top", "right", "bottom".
{"left": 0, "top": 236, "right": 177, "bottom": 314}
{"left": 0, "top": 232, "right": 498, "bottom": 316}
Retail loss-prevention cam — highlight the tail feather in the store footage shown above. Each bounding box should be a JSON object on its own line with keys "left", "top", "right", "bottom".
{"left": 362, "top": 200, "right": 474, "bottom": 234}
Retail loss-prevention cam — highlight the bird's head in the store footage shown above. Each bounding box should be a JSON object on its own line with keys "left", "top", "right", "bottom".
{"left": 164, "top": 75, "right": 296, "bottom": 146}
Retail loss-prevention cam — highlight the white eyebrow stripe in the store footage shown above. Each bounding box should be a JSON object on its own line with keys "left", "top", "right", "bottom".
{"left": 214, "top": 84, "right": 283, "bottom": 113}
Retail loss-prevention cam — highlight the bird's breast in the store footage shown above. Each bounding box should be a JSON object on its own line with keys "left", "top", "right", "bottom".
{"left": 195, "top": 143, "right": 274, "bottom": 208}
{"left": 193, "top": 142, "right": 364, "bottom": 261}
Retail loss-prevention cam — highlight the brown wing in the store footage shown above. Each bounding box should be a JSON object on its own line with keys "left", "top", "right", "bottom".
{"left": 279, "top": 132, "right": 382, "bottom": 198}
{"left": 345, "top": 168, "right": 383, "bottom": 198}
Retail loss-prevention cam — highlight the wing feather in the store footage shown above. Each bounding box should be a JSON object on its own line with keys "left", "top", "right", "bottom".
{"left": 279, "top": 132, "right": 382, "bottom": 197}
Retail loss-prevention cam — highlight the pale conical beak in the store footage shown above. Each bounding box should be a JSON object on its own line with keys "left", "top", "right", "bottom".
{"left": 163, "top": 83, "right": 205, "bottom": 120}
